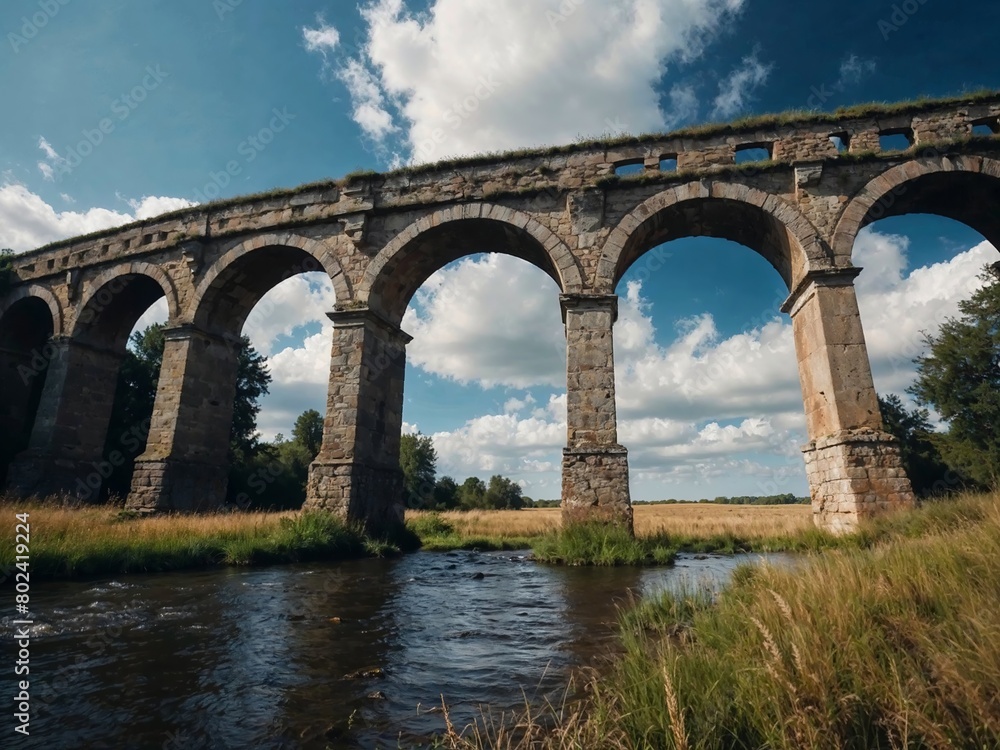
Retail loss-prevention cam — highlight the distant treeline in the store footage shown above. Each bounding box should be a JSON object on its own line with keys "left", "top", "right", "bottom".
{"left": 519, "top": 494, "right": 809, "bottom": 508}
{"left": 641, "top": 493, "right": 810, "bottom": 505}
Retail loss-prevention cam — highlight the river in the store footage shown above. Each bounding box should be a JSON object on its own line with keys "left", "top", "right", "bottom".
{"left": 1, "top": 550, "right": 792, "bottom": 749}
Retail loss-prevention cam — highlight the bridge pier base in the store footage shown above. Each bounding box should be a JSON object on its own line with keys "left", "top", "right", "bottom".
{"left": 125, "top": 325, "right": 237, "bottom": 513}
{"left": 785, "top": 269, "right": 915, "bottom": 534}
{"left": 305, "top": 309, "right": 409, "bottom": 534}
{"left": 560, "top": 294, "right": 633, "bottom": 533}
{"left": 7, "top": 337, "right": 123, "bottom": 501}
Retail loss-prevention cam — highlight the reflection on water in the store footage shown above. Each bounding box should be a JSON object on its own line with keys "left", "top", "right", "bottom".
{"left": 0, "top": 551, "right": 793, "bottom": 749}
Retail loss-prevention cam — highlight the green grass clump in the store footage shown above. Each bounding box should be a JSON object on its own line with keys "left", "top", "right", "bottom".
{"left": 550, "top": 493, "right": 1000, "bottom": 748}
{"left": 0, "top": 501, "right": 400, "bottom": 580}
{"left": 406, "top": 512, "right": 534, "bottom": 551}
{"left": 531, "top": 523, "right": 677, "bottom": 566}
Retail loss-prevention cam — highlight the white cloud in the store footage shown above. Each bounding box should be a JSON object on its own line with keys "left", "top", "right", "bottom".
{"left": 302, "top": 19, "right": 341, "bottom": 58}
{"left": 837, "top": 54, "right": 877, "bottom": 87}
{"left": 0, "top": 180, "right": 195, "bottom": 253}
{"left": 402, "top": 254, "right": 565, "bottom": 388}
{"left": 853, "top": 228, "right": 995, "bottom": 397}
{"left": 243, "top": 274, "right": 335, "bottom": 356}
{"left": 711, "top": 51, "right": 773, "bottom": 119}
{"left": 306, "top": 0, "right": 745, "bottom": 163}
{"left": 127, "top": 195, "right": 197, "bottom": 220}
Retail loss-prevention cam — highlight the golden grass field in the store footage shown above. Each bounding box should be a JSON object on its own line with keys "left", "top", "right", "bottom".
{"left": 407, "top": 502, "right": 814, "bottom": 540}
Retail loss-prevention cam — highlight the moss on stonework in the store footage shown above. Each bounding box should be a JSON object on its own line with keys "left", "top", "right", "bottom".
{"left": 13, "top": 89, "right": 1000, "bottom": 261}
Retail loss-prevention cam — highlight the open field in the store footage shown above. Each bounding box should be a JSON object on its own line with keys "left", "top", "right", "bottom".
{"left": 0, "top": 496, "right": 404, "bottom": 578}
{"left": 406, "top": 502, "right": 814, "bottom": 548}
{"left": 442, "top": 491, "right": 1000, "bottom": 749}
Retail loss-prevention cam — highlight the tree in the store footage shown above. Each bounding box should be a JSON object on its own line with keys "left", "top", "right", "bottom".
{"left": 230, "top": 336, "right": 272, "bottom": 457}
{"left": 909, "top": 265, "right": 1000, "bottom": 489}
{"left": 433, "top": 476, "right": 459, "bottom": 509}
{"left": 292, "top": 408, "right": 324, "bottom": 459}
{"left": 0, "top": 248, "right": 15, "bottom": 294}
{"left": 400, "top": 432, "right": 437, "bottom": 507}
{"left": 102, "top": 324, "right": 271, "bottom": 501}
{"left": 457, "top": 476, "right": 486, "bottom": 509}
{"left": 484, "top": 474, "right": 525, "bottom": 509}
{"left": 877, "top": 394, "right": 954, "bottom": 496}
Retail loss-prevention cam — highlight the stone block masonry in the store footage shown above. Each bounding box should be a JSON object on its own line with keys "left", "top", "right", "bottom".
{"left": 4, "top": 92, "right": 996, "bottom": 532}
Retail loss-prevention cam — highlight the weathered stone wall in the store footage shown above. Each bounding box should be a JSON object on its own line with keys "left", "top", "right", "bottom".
{"left": 804, "top": 430, "right": 916, "bottom": 534}
{"left": 126, "top": 325, "right": 237, "bottom": 512}
{"left": 561, "top": 294, "right": 632, "bottom": 530}
{"left": 2, "top": 93, "right": 998, "bottom": 531}
{"left": 304, "top": 310, "right": 409, "bottom": 532}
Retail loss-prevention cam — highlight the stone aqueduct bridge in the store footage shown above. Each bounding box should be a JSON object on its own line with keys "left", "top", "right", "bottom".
{"left": 3, "top": 94, "right": 1000, "bottom": 533}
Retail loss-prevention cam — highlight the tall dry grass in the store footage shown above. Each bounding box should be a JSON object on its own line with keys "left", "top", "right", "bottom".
{"left": 407, "top": 503, "right": 815, "bottom": 552}
{"left": 0, "top": 495, "right": 398, "bottom": 578}
{"left": 438, "top": 492, "right": 1000, "bottom": 749}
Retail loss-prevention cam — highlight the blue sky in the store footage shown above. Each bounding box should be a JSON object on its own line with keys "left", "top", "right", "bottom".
{"left": 1, "top": 0, "right": 998, "bottom": 501}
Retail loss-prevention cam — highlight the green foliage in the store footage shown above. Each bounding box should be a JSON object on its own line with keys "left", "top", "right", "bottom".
{"left": 400, "top": 432, "right": 438, "bottom": 508}
{"left": 710, "top": 493, "right": 808, "bottom": 505}
{"left": 910, "top": 266, "right": 1000, "bottom": 489}
{"left": 551, "top": 493, "right": 1000, "bottom": 749}
{"left": 230, "top": 336, "right": 272, "bottom": 457}
{"left": 291, "top": 408, "right": 324, "bottom": 459}
{"left": 433, "top": 476, "right": 460, "bottom": 509}
{"left": 101, "top": 324, "right": 272, "bottom": 502}
{"left": 878, "top": 393, "right": 956, "bottom": 496}
{"left": 531, "top": 524, "right": 677, "bottom": 566}
{"left": 458, "top": 476, "right": 487, "bottom": 509}
{"left": 484, "top": 474, "right": 525, "bottom": 510}
{"left": 0, "top": 248, "right": 15, "bottom": 294}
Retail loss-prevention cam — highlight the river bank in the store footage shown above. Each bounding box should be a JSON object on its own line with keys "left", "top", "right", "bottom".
{"left": 1, "top": 496, "right": 817, "bottom": 580}
{"left": 438, "top": 491, "right": 1000, "bottom": 749}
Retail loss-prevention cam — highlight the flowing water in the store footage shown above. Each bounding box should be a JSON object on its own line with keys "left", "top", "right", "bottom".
{"left": 1, "top": 550, "right": 793, "bottom": 749}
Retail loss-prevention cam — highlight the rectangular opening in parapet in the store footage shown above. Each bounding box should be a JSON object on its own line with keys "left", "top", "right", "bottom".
{"left": 971, "top": 117, "right": 1000, "bottom": 136}
{"left": 735, "top": 142, "right": 773, "bottom": 164}
{"left": 829, "top": 132, "right": 851, "bottom": 153}
{"left": 878, "top": 129, "right": 914, "bottom": 152}
{"left": 100, "top": 243, "right": 110, "bottom": 255}
{"left": 614, "top": 159, "right": 645, "bottom": 176}
{"left": 141, "top": 233, "right": 153, "bottom": 245}
{"left": 157, "top": 231, "right": 168, "bottom": 242}
{"left": 659, "top": 154, "right": 678, "bottom": 172}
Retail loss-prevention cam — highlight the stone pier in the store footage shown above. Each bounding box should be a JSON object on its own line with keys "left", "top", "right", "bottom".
{"left": 304, "top": 309, "right": 410, "bottom": 533}
{"left": 5, "top": 92, "right": 997, "bottom": 532}
{"left": 561, "top": 294, "right": 633, "bottom": 532}
{"left": 126, "top": 325, "right": 238, "bottom": 512}
{"left": 784, "top": 269, "right": 915, "bottom": 533}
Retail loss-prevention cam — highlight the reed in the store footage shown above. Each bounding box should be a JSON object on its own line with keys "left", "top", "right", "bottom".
{"left": 437, "top": 492, "right": 1000, "bottom": 749}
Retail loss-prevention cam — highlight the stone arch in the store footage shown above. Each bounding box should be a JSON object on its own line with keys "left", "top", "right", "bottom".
{"left": 70, "top": 262, "right": 180, "bottom": 352}
{"left": 191, "top": 232, "right": 350, "bottom": 334}
{"left": 360, "top": 203, "right": 583, "bottom": 325}
{"left": 833, "top": 155, "right": 1000, "bottom": 263}
{"left": 595, "top": 181, "right": 832, "bottom": 293}
{"left": 0, "top": 285, "right": 63, "bottom": 336}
